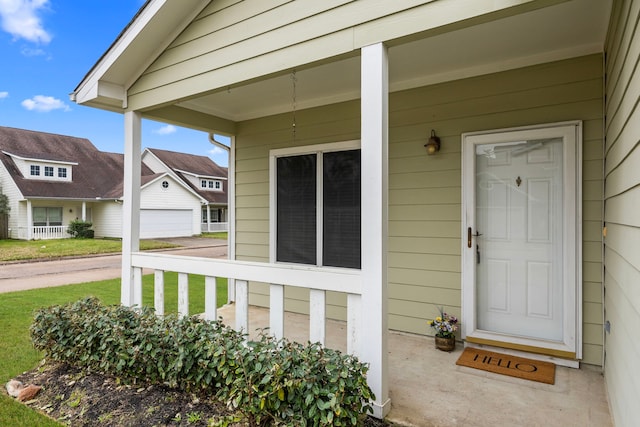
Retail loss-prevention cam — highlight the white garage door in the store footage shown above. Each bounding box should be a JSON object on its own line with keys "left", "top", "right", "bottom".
{"left": 140, "top": 209, "right": 193, "bottom": 238}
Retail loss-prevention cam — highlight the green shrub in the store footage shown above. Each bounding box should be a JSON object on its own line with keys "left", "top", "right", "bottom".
{"left": 67, "top": 220, "right": 94, "bottom": 238}
{"left": 30, "top": 297, "right": 374, "bottom": 426}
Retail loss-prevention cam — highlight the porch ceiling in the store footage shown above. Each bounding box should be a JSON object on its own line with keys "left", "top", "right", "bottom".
{"left": 174, "top": 0, "right": 611, "bottom": 125}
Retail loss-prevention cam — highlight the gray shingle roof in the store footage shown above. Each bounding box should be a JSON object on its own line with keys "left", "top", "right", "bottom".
{"left": 0, "top": 126, "right": 152, "bottom": 199}
{"left": 146, "top": 148, "right": 228, "bottom": 205}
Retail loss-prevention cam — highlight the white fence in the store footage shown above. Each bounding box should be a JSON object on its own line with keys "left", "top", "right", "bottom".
{"left": 201, "top": 222, "right": 228, "bottom": 232}
{"left": 15, "top": 226, "right": 69, "bottom": 240}
{"left": 129, "top": 252, "right": 362, "bottom": 352}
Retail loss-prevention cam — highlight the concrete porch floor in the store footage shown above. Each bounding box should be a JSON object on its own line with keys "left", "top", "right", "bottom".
{"left": 216, "top": 304, "right": 612, "bottom": 427}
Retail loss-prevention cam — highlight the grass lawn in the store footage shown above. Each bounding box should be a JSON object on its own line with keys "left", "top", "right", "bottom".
{"left": 0, "top": 238, "right": 178, "bottom": 262}
{"left": 0, "top": 274, "right": 228, "bottom": 426}
{"left": 200, "top": 232, "right": 227, "bottom": 239}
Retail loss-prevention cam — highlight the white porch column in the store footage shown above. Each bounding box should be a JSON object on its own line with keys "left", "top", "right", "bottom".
{"left": 121, "top": 111, "right": 142, "bottom": 306}
{"left": 227, "top": 135, "right": 237, "bottom": 303}
{"left": 360, "top": 42, "right": 390, "bottom": 419}
{"left": 207, "top": 205, "right": 212, "bottom": 232}
{"left": 81, "top": 202, "right": 87, "bottom": 221}
{"left": 26, "top": 199, "right": 33, "bottom": 240}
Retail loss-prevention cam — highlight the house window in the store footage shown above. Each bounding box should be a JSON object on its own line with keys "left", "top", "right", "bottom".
{"left": 44, "top": 166, "right": 54, "bottom": 177}
{"left": 215, "top": 181, "right": 221, "bottom": 189}
{"left": 273, "top": 144, "right": 361, "bottom": 269}
{"left": 208, "top": 180, "right": 214, "bottom": 188}
{"left": 58, "top": 168, "right": 67, "bottom": 178}
{"left": 162, "top": 180, "right": 169, "bottom": 189}
{"left": 33, "top": 207, "right": 63, "bottom": 226}
{"left": 201, "top": 180, "right": 207, "bottom": 188}
{"left": 30, "top": 165, "right": 40, "bottom": 176}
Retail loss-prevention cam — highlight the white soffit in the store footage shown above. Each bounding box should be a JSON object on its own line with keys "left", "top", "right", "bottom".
{"left": 178, "top": 0, "right": 611, "bottom": 122}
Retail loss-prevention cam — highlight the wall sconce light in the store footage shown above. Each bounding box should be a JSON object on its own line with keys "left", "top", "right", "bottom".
{"left": 69, "top": 209, "right": 73, "bottom": 213}
{"left": 424, "top": 129, "right": 441, "bottom": 155}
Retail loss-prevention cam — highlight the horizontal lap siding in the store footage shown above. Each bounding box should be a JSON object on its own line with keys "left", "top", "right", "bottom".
{"left": 237, "top": 103, "right": 361, "bottom": 316}
{"left": 92, "top": 202, "right": 122, "bottom": 239}
{"left": 0, "top": 163, "right": 24, "bottom": 237}
{"left": 235, "top": 55, "right": 604, "bottom": 360}
{"left": 126, "top": 0, "right": 541, "bottom": 111}
{"left": 388, "top": 55, "right": 604, "bottom": 356}
{"left": 603, "top": 0, "right": 640, "bottom": 423}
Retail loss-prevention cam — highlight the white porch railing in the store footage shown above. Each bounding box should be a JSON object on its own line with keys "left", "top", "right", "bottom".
{"left": 130, "top": 252, "right": 362, "bottom": 352}
{"left": 200, "top": 222, "right": 228, "bottom": 232}
{"left": 15, "top": 226, "right": 69, "bottom": 240}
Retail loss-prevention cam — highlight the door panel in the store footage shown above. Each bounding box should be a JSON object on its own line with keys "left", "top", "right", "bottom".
{"left": 476, "top": 138, "right": 563, "bottom": 341}
{"left": 462, "top": 123, "right": 580, "bottom": 356}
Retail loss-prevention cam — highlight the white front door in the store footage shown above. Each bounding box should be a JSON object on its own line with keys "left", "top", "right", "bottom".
{"left": 462, "top": 123, "right": 581, "bottom": 358}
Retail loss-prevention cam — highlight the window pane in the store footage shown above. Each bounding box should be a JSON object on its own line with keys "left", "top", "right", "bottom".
{"left": 33, "top": 207, "right": 47, "bottom": 226}
{"left": 323, "top": 150, "right": 361, "bottom": 268}
{"left": 277, "top": 154, "right": 316, "bottom": 264}
{"left": 48, "top": 208, "right": 63, "bottom": 226}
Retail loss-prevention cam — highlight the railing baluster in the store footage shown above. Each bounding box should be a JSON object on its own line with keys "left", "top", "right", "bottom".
{"left": 204, "top": 276, "right": 217, "bottom": 321}
{"left": 235, "top": 280, "right": 249, "bottom": 334}
{"left": 178, "top": 272, "right": 189, "bottom": 317}
{"left": 133, "top": 267, "right": 143, "bottom": 308}
{"left": 270, "top": 284, "right": 284, "bottom": 340}
{"left": 154, "top": 270, "right": 165, "bottom": 316}
{"left": 347, "top": 293, "right": 361, "bottom": 357}
{"left": 309, "top": 289, "right": 326, "bottom": 346}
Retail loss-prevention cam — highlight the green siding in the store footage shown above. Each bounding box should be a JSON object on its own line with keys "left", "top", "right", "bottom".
{"left": 234, "top": 54, "right": 604, "bottom": 364}
{"left": 126, "top": 0, "right": 548, "bottom": 112}
{"left": 603, "top": 0, "right": 640, "bottom": 424}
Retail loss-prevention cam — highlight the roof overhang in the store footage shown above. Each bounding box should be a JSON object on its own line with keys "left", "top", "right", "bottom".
{"left": 174, "top": 169, "right": 227, "bottom": 181}
{"left": 71, "top": 0, "right": 612, "bottom": 129}
{"left": 70, "top": 0, "right": 210, "bottom": 112}
{"left": 3, "top": 151, "right": 79, "bottom": 166}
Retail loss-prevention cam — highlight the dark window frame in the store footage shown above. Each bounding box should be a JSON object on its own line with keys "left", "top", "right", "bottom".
{"left": 272, "top": 143, "right": 361, "bottom": 269}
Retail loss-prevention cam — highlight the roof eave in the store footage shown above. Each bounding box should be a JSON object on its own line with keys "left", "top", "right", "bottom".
{"left": 70, "top": 0, "right": 211, "bottom": 112}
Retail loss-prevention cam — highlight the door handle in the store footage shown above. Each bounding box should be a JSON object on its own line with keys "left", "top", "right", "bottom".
{"left": 467, "top": 227, "right": 483, "bottom": 248}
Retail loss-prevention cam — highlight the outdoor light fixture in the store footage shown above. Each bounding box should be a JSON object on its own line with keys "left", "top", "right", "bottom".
{"left": 425, "top": 129, "right": 441, "bottom": 155}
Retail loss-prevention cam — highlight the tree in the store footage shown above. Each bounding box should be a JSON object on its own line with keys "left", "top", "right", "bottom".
{"left": 0, "top": 191, "right": 9, "bottom": 214}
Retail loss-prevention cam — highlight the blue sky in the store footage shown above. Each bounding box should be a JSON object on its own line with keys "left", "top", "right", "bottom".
{"left": 0, "top": 0, "right": 229, "bottom": 167}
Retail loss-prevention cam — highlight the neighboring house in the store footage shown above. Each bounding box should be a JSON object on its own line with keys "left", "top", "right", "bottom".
{"left": 0, "top": 126, "right": 226, "bottom": 239}
{"left": 70, "top": 0, "right": 638, "bottom": 424}
{"left": 142, "top": 148, "right": 228, "bottom": 232}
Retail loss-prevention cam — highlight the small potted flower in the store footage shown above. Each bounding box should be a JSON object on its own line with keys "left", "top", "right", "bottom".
{"left": 429, "top": 308, "right": 458, "bottom": 352}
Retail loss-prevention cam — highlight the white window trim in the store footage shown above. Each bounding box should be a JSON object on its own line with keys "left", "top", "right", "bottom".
{"left": 269, "top": 140, "right": 360, "bottom": 265}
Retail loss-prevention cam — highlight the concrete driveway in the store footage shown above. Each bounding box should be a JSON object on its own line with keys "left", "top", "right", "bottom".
{"left": 0, "top": 238, "right": 228, "bottom": 294}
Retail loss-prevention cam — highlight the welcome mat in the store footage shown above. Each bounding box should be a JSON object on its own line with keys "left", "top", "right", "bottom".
{"left": 456, "top": 347, "right": 556, "bottom": 385}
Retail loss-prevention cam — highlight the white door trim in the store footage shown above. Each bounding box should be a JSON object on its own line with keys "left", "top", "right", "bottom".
{"left": 461, "top": 121, "right": 582, "bottom": 358}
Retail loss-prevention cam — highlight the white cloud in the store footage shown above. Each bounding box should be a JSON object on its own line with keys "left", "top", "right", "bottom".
{"left": 154, "top": 124, "right": 177, "bottom": 135}
{"left": 0, "top": 0, "right": 52, "bottom": 44}
{"left": 0, "top": 91, "right": 8, "bottom": 99}
{"left": 21, "top": 95, "right": 70, "bottom": 112}
{"left": 20, "top": 46, "right": 45, "bottom": 56}
{"left": 208, "top": 146, "right": 225, "bottom": 156}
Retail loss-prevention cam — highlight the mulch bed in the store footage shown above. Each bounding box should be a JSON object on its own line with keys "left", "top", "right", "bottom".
{"left": 11, "top": 361, "right": 390, "bottom": 426}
